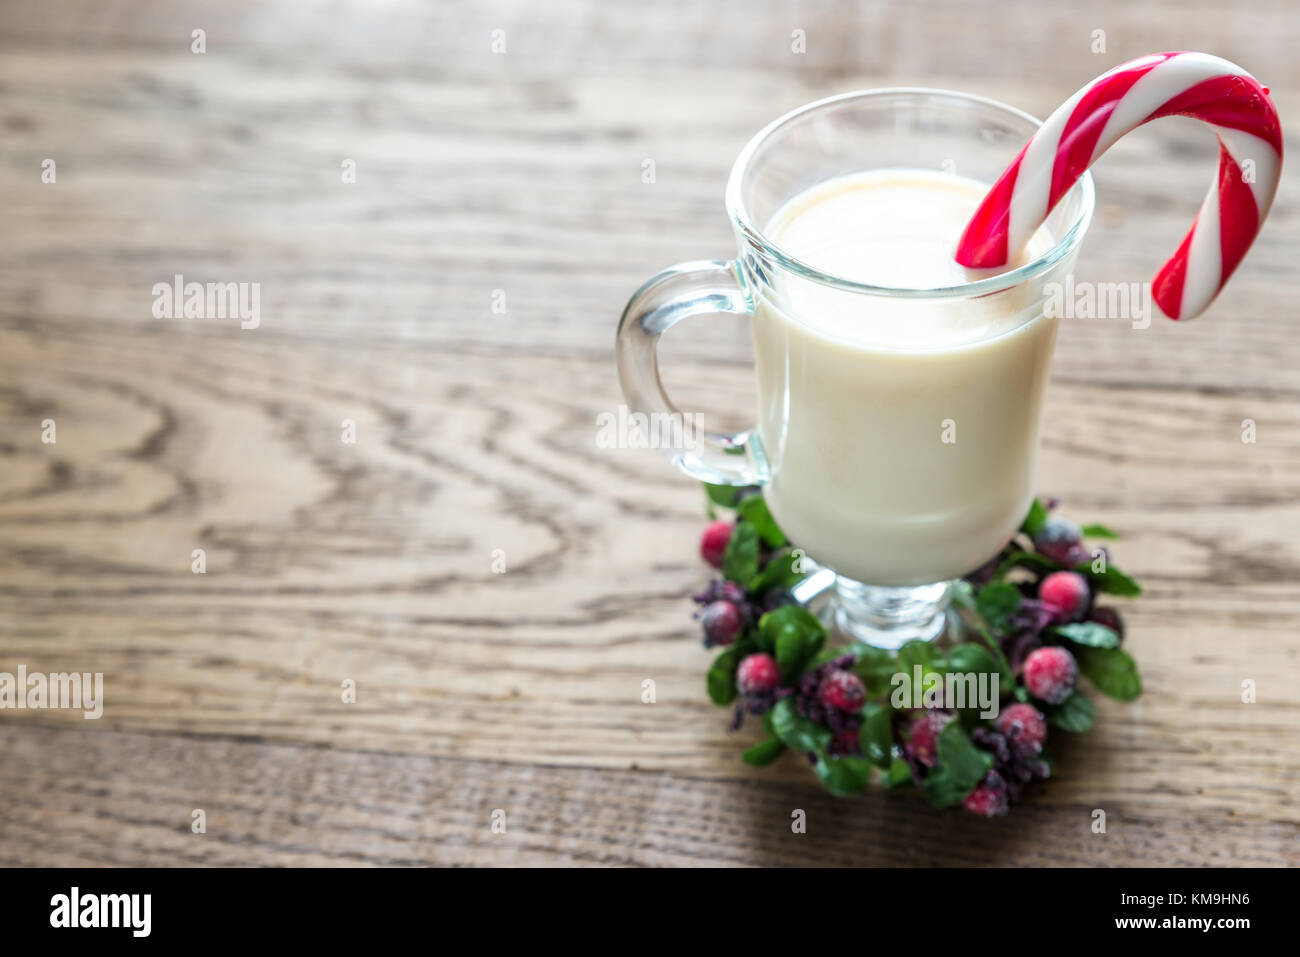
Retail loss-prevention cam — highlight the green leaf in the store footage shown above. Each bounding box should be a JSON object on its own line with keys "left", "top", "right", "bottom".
{"left": 722, "top": 522, "right": 760, "bottom": 587}
{"left": 749, "top": 549, "right": 807, "bottom": 594}
{"left": 945, "top": 643, "right": 999, "bottom": 676}
{"left": 883, "top": 756, "right": 914, "bottom": 788}
{"left": 975, "top": 581, "right": 1022, "bottom": 633}
{"left": 979, "top": 635, "right": 1015, "bottom": 687}
{"left": 1021, "top": 498, "right": 1049, "bottom": 537}
{"left": 736, "top": 495, "right": 786, "bottom": 548}
{"left": 1081, "top": 523, "right": 1120, "bottom": 539}
{"left": 1045, "top": 690, "right": 1095, "bottom": 732}
{"left": 946, "top": 642, "right": 1009, "bottom": 688}
{"left": 894, "top": 640, "right": 945, "bottom": 710}
{"left": 759, "top": 605, "right": 826, "bottom": 675}
{"left": 1082, "top": 563, "right": 1142, "bottom": 598}
{"left": 758, "top": 604, "right": 826, "bottom": 642}
{"left": 815, "top": 754, "right": 872, "bottom": 796}
{"left": 997, "top": 549, "right": 1060, "bottom": 576}
{"left": 851, "top": 644, "right": 899, "bottom": 698}
{"left": 808, "top": 644, "right": 849, "bottom": 669}
{"left": 919, "top": 768, "right": 967, "bottom": 808}
{"left": 1075, "top": 645, "right": 1143, "bottom": 700}
{"left": 921, "top": 722, "right": 993, "bottom": 808}
{"left": 944, "top": 645, "right": 1012, "bottom": 724}
{"left": 741, "top": 738, "right": 786, "bottom": 766}
{"left": 703, "top": 483, "right": 740, "bottom": 509}
{"left": 757, "top": 604, "right": 807, "bottom": 649}
{"left": 774, "top": 627, "right": 806, "bottom": 676}
{"left": 706, "top": 648, "right": 739, "bottom": 706}
{"left": 769, "top": 696, "right": 832, "bottom": 753}
{"left": 858, "top": 703, "right": 894, "bottom": 769}
{"left": 936, "top": 721, "right": 994, "bottom": 789}
{"left": 898, "top": 639, "right": 939, "bottom": 676}
{"left": 1052, "top": 621, "right": 1120, "bottom": 649}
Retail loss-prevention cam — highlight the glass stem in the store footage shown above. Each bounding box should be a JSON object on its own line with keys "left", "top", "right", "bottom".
{"left": 830, "top": 577, "right": 952, "bottom": 649}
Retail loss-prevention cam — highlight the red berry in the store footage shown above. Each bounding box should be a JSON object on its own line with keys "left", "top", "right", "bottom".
{"left": 1033, "top": 517, "right": 1084, "bottom": 565}
{"left": 904, "top": 710, "right": 952, "bottom": 767}
{"left": 818, "top": 669, "right": 866, "bottom": 712}
{"left": 1038, "top": 570, "right": 1090, "bottom": 623}
{"left": 1022, "top": 646, "right": 1078, "bottom": 704}
{"left": 963, "top": 775, "right": 1010, "bottom": 816}
{"left": 736, "top": 652, "right": 780, "bottom": 695}
{"left": 701, "top": 600, "right": 743, "bottom": 647}
{"left": 700, "top": 520, "right": 733, "bottom": 568}
{"left": 996, "top": 703, "right": 1047, "bottom": 753}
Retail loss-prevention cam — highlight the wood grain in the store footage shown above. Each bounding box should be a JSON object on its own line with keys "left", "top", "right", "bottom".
{"left": 0, "top": 0, "right": 1297, "bottom": 866}
{"left": 3, "top": 725, "right": 1295, "bottom": 867}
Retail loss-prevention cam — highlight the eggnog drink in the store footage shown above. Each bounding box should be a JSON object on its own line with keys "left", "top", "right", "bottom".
{"left": 751, "top": 169, "right": 1059, "bottom": 586}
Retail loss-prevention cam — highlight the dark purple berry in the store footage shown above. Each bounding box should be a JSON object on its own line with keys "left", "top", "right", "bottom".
{"left": 761, "top": 587, "right": 796, "bottom": 612}
{"left": 969, "top": 724, "right": 1051, "bottom": 810}
{"left": 1088, "top": 605, "right": 1125, "bottom": 644}
{"left": 692, "top": 579, "right": 745, "bottom": 607}
{"left": 1033, "top": 517, "right": 1085, "bottom": 566}
{"left": 701, "top": 600, "right": 743, "bottom": 647}
{"left": 828, "top": 729, "right": 861, "bottom": 757}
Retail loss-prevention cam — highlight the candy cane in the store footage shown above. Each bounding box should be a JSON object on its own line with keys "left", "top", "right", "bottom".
{"left": 955, "top": 52, "right": 1282, "bottom": 320}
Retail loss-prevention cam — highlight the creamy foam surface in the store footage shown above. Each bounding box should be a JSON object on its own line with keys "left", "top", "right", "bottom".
{"left": 764, "top": 169, "right": 1053, "bottom": 349}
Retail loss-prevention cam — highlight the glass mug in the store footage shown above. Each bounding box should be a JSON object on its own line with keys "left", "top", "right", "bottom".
{"left": 616, "top": 90, "right": 1095, "bottom": 648}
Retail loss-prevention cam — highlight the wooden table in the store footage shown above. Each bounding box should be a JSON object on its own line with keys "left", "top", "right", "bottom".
{"left": 1, "top": 0, "right": 1297, "bottom": 866}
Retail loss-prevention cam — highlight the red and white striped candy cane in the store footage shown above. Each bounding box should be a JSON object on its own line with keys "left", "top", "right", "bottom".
{"left": 955, "top": 52, "right": 1282, "bottom": 320}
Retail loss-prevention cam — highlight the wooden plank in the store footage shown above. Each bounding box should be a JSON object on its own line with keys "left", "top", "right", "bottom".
{"left": 2, "top": 726, "right": 1295, "bottom": 867}
{"left": 0, "top": 12, "right": 1297, "bottom": 391}
{"left": 1, "top": 0, "right": 1297, "bottom": 866}
{"left": 1, "top": 325, "right": 1297, "bottom": 836}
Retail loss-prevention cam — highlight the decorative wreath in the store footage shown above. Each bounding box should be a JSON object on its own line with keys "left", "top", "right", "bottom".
{"left": 691, "top": 485, "right": 1143, "bottom": 815}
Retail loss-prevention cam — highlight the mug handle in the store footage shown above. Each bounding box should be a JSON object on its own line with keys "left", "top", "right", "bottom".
{"left": 616, "top": 259, "right": 767, "bottom": 486}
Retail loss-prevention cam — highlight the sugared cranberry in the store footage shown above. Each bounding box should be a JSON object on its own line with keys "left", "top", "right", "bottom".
{"left": 700, "top": 520, "right": 733, "bottom": 568}
{"left": 1022, "top": 645, "right": 1078, "bottom": 704}
{"left": 1088, "top": 605, "right": 1125, "bottom": 644}
{"left": 1038, "top": 570, "right": 1090, "bottom": 623}
{"left": 963, "top": 772, "right": 1010, "bottom": 816}
{"left": 708, "top": 580, "right": 747, "bottom": 606}
{"left": 904, "top": 710, "right": 953, "bottom": 767}
{"left": 736, "top": 652, "right": 780, "bottom": 695}
{"left": 818, "top": 670, "right": 866, "bottom": 712}
{"left": 995, "top": 702, "right": 1047, "bottom": 754}
{"left": 1033, "top": 517, "right": 1085, "bottom": 566}
{"left": 701, "top": 600, "right": 743, "bottom": 647}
